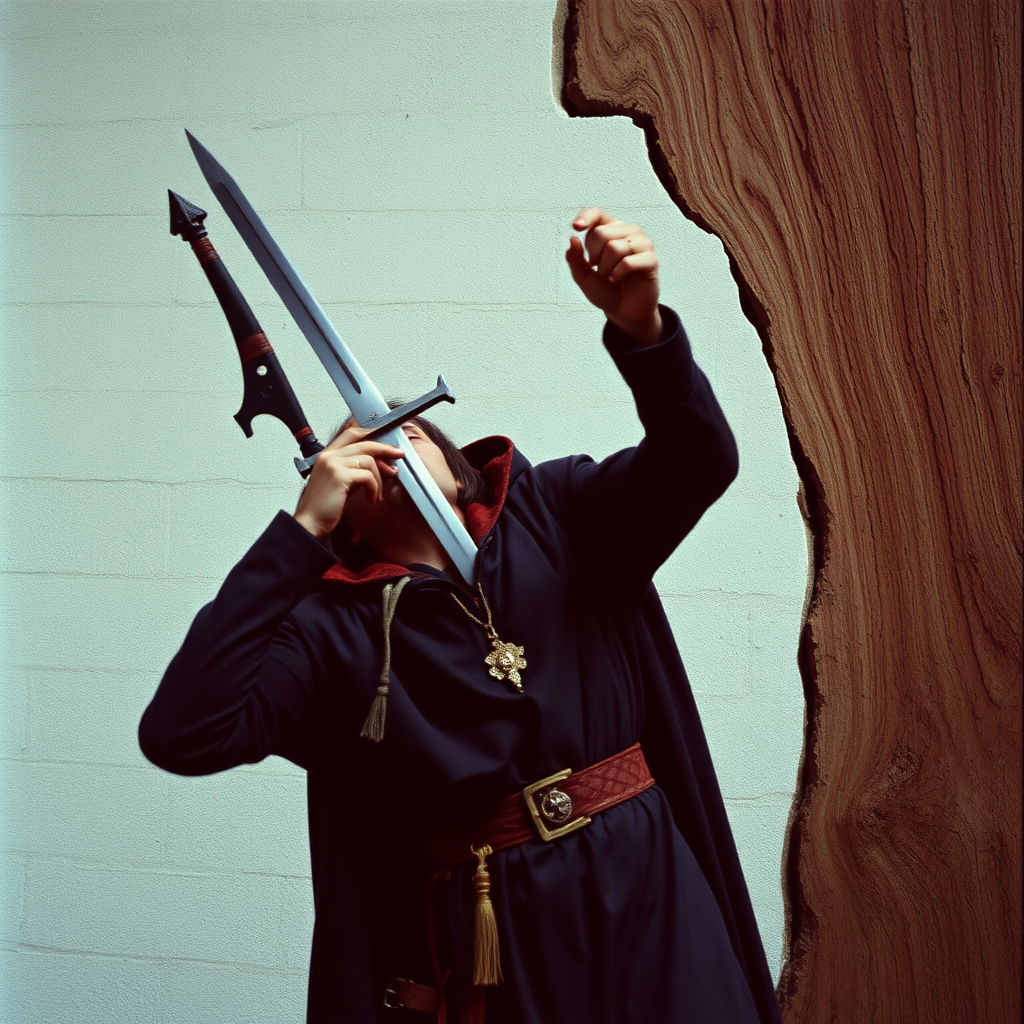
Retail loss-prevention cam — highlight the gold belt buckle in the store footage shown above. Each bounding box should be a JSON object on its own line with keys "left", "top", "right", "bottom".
{"left": 522, "top": 769, "right": 591, "bottom": 842}
{"left": 383, "top": 983, "right": 403, "bottom": 1010}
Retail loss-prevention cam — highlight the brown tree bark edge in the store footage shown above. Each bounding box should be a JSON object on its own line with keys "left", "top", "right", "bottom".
{"left": 562, "top": 1, "right": 1021, "bottom": 1021}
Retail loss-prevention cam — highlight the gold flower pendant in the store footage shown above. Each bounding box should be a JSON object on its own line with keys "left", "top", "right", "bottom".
{"left": 450, "top": 583, "right": 527, "bottom": 693}
{"left": 485, "top": 640, "right": 526, "bottom": 691}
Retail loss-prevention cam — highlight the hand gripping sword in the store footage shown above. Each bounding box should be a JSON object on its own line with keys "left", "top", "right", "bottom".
{"left": 175, "top": 130, "right": 478, "bottom": 583}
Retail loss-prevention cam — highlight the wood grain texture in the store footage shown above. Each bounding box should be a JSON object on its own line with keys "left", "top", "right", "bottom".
{"left": 563, "top": 1, "right": 1021, "bottom": 1020}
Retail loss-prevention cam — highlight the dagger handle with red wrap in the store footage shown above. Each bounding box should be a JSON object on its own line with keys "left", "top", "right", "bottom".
{"left": 168, "top": 189, "right": 324, "bottom": 473}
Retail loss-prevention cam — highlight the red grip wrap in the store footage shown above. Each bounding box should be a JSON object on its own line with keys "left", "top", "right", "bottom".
{"left": 237, "top": 332, "right": 273, "bottom": 363}
{"left": 293, "top": 427, "right": 314, "bottom": 441}
{"left": 191, "top": 237, "right": 220, "bottom": 265}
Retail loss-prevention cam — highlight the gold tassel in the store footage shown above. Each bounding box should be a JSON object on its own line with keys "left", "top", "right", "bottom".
{"left": 358, "top": 683, "right": 388, "bottom": 742}
{"left": 471, "top": 844, "right": 502, "bottom": 985}
{"left": 359, "top": 577, "right": 411, "bottom": 743}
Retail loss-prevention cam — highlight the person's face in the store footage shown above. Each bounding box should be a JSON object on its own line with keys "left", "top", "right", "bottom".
{"left": 398, "top": 420, "right": 461, "bottom": 507}
{"left": 343, "top": 421, "right": 461, "bottom": 540}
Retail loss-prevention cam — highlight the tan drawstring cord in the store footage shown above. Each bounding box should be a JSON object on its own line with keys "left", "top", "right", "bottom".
{"left": 360, "top": 580, "right": 502, "bottom": 984}
{"left": 359, "top": 575, "right": 412, "bottom": 742}
{"left": 470, "top": 844, "right": 502, "bottom": 985}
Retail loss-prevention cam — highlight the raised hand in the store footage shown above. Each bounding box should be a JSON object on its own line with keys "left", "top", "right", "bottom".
{"left": 293, "top": 423, "right": 404, "bottom": 540}
{"left": 566, "top": 208, "right": 663, "bottom": 346}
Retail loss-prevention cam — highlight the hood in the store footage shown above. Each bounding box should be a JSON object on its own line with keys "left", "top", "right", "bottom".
{"left": 321, "top": 435, "right": 523, "bottom": 585}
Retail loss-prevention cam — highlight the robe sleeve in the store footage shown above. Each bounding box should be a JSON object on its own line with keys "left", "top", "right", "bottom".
{"left": 138, "top": 510, "right": 337, "bottom": 776}
{"left": 560, "top": 305, "right": 739, "bottom": 590}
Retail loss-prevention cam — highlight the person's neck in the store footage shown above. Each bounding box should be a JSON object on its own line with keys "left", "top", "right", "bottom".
{"left": 366, "top": 504, "right": 467, "bottom": 572}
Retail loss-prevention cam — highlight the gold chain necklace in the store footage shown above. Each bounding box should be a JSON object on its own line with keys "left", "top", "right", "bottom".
{"left": 450, "top": 583, "right": 526, "bottom": 691}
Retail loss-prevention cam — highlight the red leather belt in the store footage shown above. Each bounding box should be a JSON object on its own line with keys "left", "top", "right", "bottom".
{"left": 421, "top": 742, "right": 655, "bottom": 869}
{"left": 385, "top": 978, "right": 443, "bottom": 1016}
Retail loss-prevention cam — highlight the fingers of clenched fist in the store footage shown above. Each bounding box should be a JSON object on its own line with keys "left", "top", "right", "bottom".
{"left": 293, "top": 428, "right": 405, "bottom": 539}
{"left": 571, "top": 209, "right": 656, "bottom": 281}
{"left": 566, "top": 208, "right": 662, "bottom": 344}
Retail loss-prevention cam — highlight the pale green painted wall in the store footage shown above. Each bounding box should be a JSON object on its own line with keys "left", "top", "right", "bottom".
{"left": 0, "top": 1, "right": 808, "bottom": 1020}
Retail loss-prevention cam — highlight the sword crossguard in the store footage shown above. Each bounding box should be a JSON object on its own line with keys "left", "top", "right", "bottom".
{"left": 294, "top": 451, "right": 321, "bottom": 477}
{"left": 361, "top": 377, "right": 455, "bottom": 440}
{"left": 292, "top": 376, "right": 455, "bottom": 477}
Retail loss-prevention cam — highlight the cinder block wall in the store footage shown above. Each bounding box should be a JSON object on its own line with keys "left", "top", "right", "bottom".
{"left": 0, "top": 2, "right": 807, "bottom": 1020}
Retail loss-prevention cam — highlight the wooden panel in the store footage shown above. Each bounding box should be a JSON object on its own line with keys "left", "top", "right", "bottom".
{"left": 563, "top": 1, "right": 1021, "bottom": 1021}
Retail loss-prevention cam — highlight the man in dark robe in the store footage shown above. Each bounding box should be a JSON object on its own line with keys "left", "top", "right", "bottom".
{"left": 140, "top": 210, "right": 782, "bottom": 1024}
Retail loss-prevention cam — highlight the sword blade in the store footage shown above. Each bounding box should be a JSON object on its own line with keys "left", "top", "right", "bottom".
{"left": 185, "top": 130, "right": 477, "bottom": 582}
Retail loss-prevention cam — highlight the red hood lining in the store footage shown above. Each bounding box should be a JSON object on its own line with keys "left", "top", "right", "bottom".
{"left": 321, "top": 435, "right": 515, "bottom": 585}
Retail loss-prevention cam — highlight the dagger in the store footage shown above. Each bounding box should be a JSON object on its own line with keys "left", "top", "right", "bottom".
{"left": 168, "top": 189, "right": 326, "bottom": 465}
{"left": 177, "top": 131, "right": 478, "bottom": 583}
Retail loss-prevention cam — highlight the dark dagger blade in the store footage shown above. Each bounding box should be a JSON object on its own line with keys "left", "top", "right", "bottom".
{"left": 168, "top": 189, "right": 324, "bottom": 460}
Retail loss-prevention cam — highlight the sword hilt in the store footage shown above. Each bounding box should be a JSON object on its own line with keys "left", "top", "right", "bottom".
{"left": 362, "top": 377, "right": 455, "bottom": 438}
{"left": 292, "top": 377, "right": 455, "bottom": 477}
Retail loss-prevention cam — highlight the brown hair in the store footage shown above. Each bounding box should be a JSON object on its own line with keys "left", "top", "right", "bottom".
{"left": 408, "top": 414, "right": 485, "bottom": 506}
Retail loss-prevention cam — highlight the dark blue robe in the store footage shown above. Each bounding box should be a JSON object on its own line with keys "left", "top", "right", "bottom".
{"left": 140, "top": 308, "right": 782, "bottom": 1024}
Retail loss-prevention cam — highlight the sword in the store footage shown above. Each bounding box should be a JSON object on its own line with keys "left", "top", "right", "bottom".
{"left": 183, "top": 130, "right": 478, "bottom": 583}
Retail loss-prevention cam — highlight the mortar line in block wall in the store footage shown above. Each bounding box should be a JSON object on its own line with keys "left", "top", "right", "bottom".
{"left": 5, "top": 853, "right": 310, "bottom": 882}
{"left": 7, "top": 942, "right": 311, "bottom": 972}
